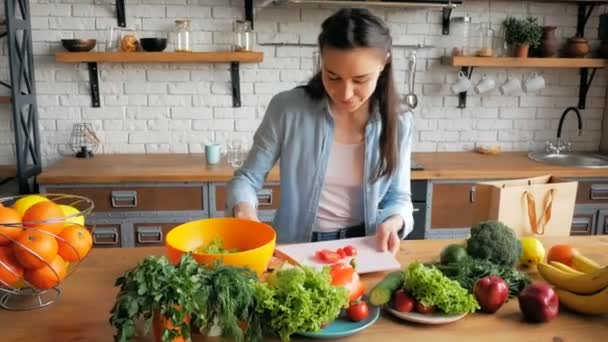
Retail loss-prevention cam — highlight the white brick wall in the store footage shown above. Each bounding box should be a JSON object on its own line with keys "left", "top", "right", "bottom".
{"left": 0, "top": 0, "right": 606, "bottom": 165}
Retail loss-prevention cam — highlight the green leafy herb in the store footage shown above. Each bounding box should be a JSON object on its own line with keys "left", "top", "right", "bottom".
{"left": 404, "top": 261, "right": 479, "bottom": 315}
{"left": 254, "top": 266, "right": 349, "bottom": 342}
{"left": 435, "top": 257, "right": 532, "bottom": 298}
{"left": 109, "top": 254, "right": 262, "bottom": 342}
{"left": 196, "top": 236, "right": 241, "bottom": 254}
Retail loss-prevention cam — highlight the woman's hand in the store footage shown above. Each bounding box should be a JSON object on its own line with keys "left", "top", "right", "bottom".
{"left": 232, "top": 202, "right": 260, "bottom": 222}
{"left": 375, "top": 215, "right": 403, "bottom": 255}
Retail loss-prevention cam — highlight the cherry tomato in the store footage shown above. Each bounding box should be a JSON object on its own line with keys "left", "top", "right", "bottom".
{"left": 416, "top": 302, "right": 435, "bottom": 314}
{"left": 347, "top": 301, "right": 369, "bottom": 322}
{"left": 343, "top": 245, "right": 357, "bottom": 257}
{"left": 393, "top": 289, "right": 415, "bottom": 313}
{"left": 337, "top": 248, "right": 347, "bottom": 258}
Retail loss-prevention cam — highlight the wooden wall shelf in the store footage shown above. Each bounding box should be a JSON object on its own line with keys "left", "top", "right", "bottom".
{"left": 55, "top": 51, "right": 264, "bottom": 64}
{"left": 444, "top": 56, "right": 608, "bottom": 69}
{"left": 55, "top": 51, "right": 264, "bottom": 108}
{"left": 0, "top": 96, "right": 10, "bottom": 104}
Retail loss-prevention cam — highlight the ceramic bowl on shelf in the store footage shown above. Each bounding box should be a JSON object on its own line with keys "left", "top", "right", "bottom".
{"left": 165, "top": 218, "right": 276, "bottom": 276}
{"left": 139, "top": 38, "right": 168, "bottom": 52}
{"left": 61, "top": 39, "right": 96, "bottom": 52}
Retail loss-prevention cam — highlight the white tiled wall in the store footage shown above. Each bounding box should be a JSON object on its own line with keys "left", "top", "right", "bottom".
{"left": 0, "top": 0, "right": 606, "bottom": 165}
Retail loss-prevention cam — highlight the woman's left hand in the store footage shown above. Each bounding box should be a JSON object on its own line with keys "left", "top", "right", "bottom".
{"left": 375, "top": 215, "right": 403, "bottom": 255}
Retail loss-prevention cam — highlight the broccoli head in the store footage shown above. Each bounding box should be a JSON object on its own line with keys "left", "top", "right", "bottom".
{"left": 466, "top": 221, "right": 522, "bottom": 266}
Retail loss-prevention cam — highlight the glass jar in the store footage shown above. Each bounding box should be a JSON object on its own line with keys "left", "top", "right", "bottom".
{"left": 476, "top": 23, "right": 496, "bottom": 57}
{"left": 174, "top": 19, "right": 192, "bottom": 52}
{"left": 233, "top": 20, "right": 253, "bottom": 51}
{"left": 450, "top": 15, "right": 472, "bottom": 56}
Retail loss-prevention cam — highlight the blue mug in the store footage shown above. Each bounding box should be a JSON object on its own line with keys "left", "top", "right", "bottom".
{"left": 205, "top": 144, "right": 221, "bottom": 165}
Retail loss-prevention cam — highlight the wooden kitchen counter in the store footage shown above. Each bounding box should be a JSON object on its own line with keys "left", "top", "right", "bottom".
{"left": 38, "top": 152, "right": 608, "bottom": 184}
{"left": 0, "top": 236, "right": 606, "bottom": 341}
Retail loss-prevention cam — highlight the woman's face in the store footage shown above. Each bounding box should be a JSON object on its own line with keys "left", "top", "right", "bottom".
{"left": 321, "top": 47, "right": 386, "bottom": 114}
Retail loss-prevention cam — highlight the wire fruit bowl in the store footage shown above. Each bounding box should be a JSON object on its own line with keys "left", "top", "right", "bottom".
{"left": 0, "top": 194, "right": 95, "bottom": 310}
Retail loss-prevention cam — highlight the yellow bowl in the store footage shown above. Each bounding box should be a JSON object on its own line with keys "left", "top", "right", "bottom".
{"left": 165, "top": 218, "right": 276, "bottom": 276}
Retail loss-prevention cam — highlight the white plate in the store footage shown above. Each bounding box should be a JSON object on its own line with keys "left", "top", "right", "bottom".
{"left": 276, "top": 237, "right": 401, "bottom": 274}
{"left": 385, "top": 307, "right": 467, "bottom": 325}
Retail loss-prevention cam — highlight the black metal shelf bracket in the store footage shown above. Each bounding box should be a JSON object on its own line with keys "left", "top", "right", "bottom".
{"left": 117, "top": 0, "right": 126, "bottom": 27}
{"left": 576, "top": 3, "right": 596, "bottom": 37}
{"left": 88, "top": 62, "right": 101, "bottom": 107}
{"left": 231, "top": 62, "right": 241, "bottom": 108}
{"left": 578, "top": 67, "right": 597, "bottom": 110}
{"left": 442, "top": 6, "right": 453, "bottom": 35}
{"left": 245, "top": 0, "right": 254, "bottom": 29}
{"left": 457, "top": 66, "right": 474, "bottom": 109}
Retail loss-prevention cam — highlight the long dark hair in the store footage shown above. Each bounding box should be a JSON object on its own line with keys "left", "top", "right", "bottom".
{"left": 303, "top": 8, "right": 399, "bottom": 181}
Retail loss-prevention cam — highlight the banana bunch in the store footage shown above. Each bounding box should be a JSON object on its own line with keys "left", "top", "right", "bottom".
{"left": 538, "top": 255, "right": 608, "bottom": 315}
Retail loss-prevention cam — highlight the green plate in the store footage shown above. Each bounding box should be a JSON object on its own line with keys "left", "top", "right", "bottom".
{"left": 297, "top": 305, "right": 380, "bottom": 339}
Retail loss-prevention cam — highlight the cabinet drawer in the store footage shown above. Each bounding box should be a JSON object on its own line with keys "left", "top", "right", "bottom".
{"left": 431, "top": 182, "right": 476, "bottom": 229}
{"left": 133, "top": 222, "right": 183, "bottom": 247}
{"left": 91, "top": 223, "right": 121, "bottom": 248}
{"left": 213, "top": 184, "right": 281, "bottom": 212}
{"left": 576, "top": 181, "right": 608, "bottom": 204}
{"left": 571, "top": 213, "right": 596, "bottom": 236}
{"left": 48, "top": 186, "right": 204, "bottom": 212}
{"left": 599, "top": 210, "right": 608, "bottom": 235}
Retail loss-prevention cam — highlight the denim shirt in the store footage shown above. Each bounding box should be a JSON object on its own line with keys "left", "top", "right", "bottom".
{"left": 227, "top": 87, "right": 414, "bottom": 244}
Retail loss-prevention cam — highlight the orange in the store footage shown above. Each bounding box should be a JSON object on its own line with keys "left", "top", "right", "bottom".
{"left": 0, "top": 206, "right": 22, "bottom": 245}
{"left": 23, "top": 254, "right": 67, "bottom": 290}
{"left": 547, "top": 244, "right": 577, "bottom": 267}
{"left": 57, "top": 225, "right": 93, "bottom": 262}
{"left": 12, "top": 195, "right": 49, "bottom": 218}
{"left": 0, "top": 246, "right": 24, "bottom": 288}
{"left": 13, "top": 230, "right": 58, "bottom": 269}
{"left": 22, "top": 201, "right": 65, "bottom": 236}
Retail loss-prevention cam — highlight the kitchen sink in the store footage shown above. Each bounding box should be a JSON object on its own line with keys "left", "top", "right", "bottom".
{"left": 528, "top": 151, "right": 608, "bottom": 168}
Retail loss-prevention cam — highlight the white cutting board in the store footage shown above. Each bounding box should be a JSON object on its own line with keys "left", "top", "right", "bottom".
{"left": 276, "top": 236, "right": 401, "bottom": 274}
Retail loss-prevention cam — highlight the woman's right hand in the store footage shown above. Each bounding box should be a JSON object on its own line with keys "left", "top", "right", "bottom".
{"left": 232, "top": 202, "right": 260, "bottom": 222}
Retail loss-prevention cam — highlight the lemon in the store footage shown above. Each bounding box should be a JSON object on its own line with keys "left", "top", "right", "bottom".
{"left": 520, "top": 237, "right": 546, "bottom": 267}
{"left": 12, "top": 195, "right": 49, "bottom": 218}
{"left": 59, "top": 205, "right": 85, "bottom": 226}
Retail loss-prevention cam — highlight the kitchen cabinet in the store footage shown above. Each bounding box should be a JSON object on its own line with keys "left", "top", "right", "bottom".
{"left": 40, "top": 182, "right": 209, "bottom": 248}
{"left": 39, "top": 181, "right": 282, "bottom": 248}
{"left": 571, "top": 178, "right": 608, "bottom": 235}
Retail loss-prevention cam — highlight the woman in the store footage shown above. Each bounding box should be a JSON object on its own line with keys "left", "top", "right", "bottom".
{"left": 226, "top": 8, "right": 414, "bottom": 254}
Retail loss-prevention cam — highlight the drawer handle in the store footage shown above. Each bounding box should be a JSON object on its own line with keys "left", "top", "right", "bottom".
{"left": 469, "top": 186, "right": 476, "bottom": 203}
{"left": 93, "top": 227, "right": 119, "bottom": 246}
{"left": 590, "top": 184, "right": 608, "bottom": 200}
{"left": 111, "top": 190, "right": 138, "bottom": 208}
{"left": 413, "top": 208, "right": 420, "bottom": 213}
{"left": 257, "top": 189, "right": 273, "bottom": 207}
{"left": 136, "top": 226, "right": 163, "bottom": 244}
{"left": 572, "top": 217, "right": 591, "bottom": 230}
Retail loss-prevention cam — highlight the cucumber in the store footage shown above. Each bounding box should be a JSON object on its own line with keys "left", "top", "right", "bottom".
{"left": 369, "top": 270, "right": 404, "bottom": 306}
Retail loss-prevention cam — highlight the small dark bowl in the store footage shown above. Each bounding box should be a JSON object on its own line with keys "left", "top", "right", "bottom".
{"left": 140, "top": 38, "right": 168, "bottom": 52}
{"left": 61, "top": 39, "right": 97, "bottom": 52}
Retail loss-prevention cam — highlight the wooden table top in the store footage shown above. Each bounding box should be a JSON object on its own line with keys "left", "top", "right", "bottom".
{"left": 0, "top": 165, "right": 16, "bottom": 178}
{"left": 0, "top": 236, "right": 606, "bottom": 341}
{"left": 37, "top": 152, "right": 608, "bottom": 184}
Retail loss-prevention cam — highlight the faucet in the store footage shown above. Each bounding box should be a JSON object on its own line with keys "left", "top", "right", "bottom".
{"left": 547, "top": 107, "right": 582, "bottom": 154}
{"left": 557, "top": 106, "right": 582, "bottom": 139}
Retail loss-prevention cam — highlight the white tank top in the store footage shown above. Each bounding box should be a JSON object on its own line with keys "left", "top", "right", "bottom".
{"left": 315, "top": 140, "right": 365, "bottom": 232}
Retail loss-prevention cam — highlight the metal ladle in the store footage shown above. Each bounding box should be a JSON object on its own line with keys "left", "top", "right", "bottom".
{"left": 404, "top": 50, "right": 418, "bottom": 110}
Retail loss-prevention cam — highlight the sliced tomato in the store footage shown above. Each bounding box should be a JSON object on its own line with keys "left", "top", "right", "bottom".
{"left": 343, "top": 245, "right": 357, "bottom": 257}
{"left": 337, "top": 248, "right": 347, "bottom": 258}
{"left": 315, "top": 249, "right": 341, "bottom": 264}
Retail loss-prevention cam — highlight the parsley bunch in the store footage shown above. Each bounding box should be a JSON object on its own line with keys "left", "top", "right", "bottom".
{"left": 109, "top": 254, "right": 263, "bottom": 342}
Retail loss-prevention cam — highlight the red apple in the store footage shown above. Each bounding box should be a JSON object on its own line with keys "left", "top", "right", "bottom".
{"left": 474, "top": 275, "right": 509, "bottom": 313}
{"left": 518, "top": 283, "right": 559, "bottom": 323}
{"left": 393, "top": 289, "right": 415, "bottom": 313}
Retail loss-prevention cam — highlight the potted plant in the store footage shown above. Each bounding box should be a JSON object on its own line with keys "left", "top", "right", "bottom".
{"left": 109, "top": 254, "right": 264, "bottom": 342}
{"left": 502, "top": 16, "right": 543, "bottom": 58}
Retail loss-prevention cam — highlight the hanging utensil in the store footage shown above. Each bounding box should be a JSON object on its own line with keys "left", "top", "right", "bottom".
{"left": 404, "top": 50, "right": 418, "bottom": 110}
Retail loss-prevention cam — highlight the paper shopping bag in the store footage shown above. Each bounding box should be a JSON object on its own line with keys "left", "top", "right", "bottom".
{"left": 472, "top": 175, "right": 578, "bottom": 237}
